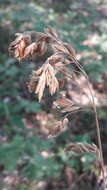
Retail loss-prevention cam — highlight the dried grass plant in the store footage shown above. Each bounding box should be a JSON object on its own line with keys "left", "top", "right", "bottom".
{"left": 9, "top": 27, "right": 105, "bottom": 188}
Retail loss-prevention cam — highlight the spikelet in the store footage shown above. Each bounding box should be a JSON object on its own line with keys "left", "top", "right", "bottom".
{"left": 44, "top": 27, "right": 58, "bottom": 38}
{"left": 49, "top": 53, "right": 64, "bottom": 64}
{"left": 54, "top": 97, "right": 74, "bottom": 109}
{"left": 38, "top": 41, "right": 47, "bottom": 55}
{"left": 48, "top": 118, "right": 68, "bottom": 138}
{"left": 35, "top": 72, "right": 46, "bottom": 101}
{"left": 24, "top": 42, "right": 37, "bottom": 58}
{"left": 64, "top": 43, "right": 76, "bottom": 57}
{"left": 65, "top": 143, "right": 100, "bottom": 157}
{"left": 54, "top": 97, "right": 80, "bottom": 113}
{"left": 52, "top": 43, "right": 70, "bottom": 54}
{"left": 9, "top": 33, "right": 31, "bottom": 61}
{"left": 36, "top": 33, "right": 51, "bottom": 43}
{"left": 29, "top": 63, "right": 59, "bottom": 101}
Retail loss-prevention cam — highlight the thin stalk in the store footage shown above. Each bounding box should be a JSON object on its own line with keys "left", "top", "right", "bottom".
{"left": 49, "top": 35, "right": 105, "bottom": 186}
{"left": 72, "top": 57, "right": 105, "bottom": 188}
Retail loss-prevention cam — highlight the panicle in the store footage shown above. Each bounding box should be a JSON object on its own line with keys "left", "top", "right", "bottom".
{"left": 9, "top": 27, "right": 76, "bottom": 101}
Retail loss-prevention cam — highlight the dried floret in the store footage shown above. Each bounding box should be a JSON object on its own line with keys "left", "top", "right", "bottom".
{"left": 28, "top": 63, "right": 59, "bottom": 101}
{"left": 9, "top": 33, "right": 31, "bottom": 61}
{"left": 52, "top": 43, "right": 70, "bottom": 54}
{"left": 54, "top": 97, "right": 80, "bottom": 113}
{"left": 24, "top": 42, "right": 37, "bottom": 58}
{"left": 44, "top": 27, "right": 58, "bottom": 39}
{"left": 37, "top": 41, "right": 47, "bottom": 55}
{"left": 64, "top": 43, "right": 76, "bottom": 57}
{"left": 36, "top": 33, "right": 51, "bottom": 43}
{"left": 48, "top": 118, "right": 68, "bottom": 138}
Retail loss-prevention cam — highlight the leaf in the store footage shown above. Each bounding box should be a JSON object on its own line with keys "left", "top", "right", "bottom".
{"left": 26, "top": 102, "right": 41, "bottom": 112}
{"left": 19, "top": 99, "right": 41, "bottom": 113}
{"left": 0, "top": 136, "right": 25, "bottom": 171}
{"left": 6, "top": 66, "right": 19, "bottom": 76}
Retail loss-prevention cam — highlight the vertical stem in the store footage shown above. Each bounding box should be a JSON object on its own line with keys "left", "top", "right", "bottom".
{"left": 73, "top": 58, "right": 105, "bottom": 188}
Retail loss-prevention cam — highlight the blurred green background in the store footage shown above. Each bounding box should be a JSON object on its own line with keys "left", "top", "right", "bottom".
{"left": 0, "top": 0, "right": 107, "bottom": 189}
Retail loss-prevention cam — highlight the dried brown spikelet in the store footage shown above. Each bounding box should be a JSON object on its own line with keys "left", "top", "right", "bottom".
{"left": 54, "top": 97, "right": 74, "bottom": 109}
{"left": 34, "top": 63, "right": 59, "bottom": 101}
{"left": 37, "top": 41, "right": 47, "bottom": 55}
{"left": 44, "top": 27, "right": 58, "bottom": 39}
{"left": 52, "top": 43, "right": 70, "bottom": 54}
{"left": 35, "top": 71, "right": 46, "bottom": 101}
{"left": 9, "top": 33, "right": 31, "bottom": 61}
{"left": 54, "top": 97, "right": 80, "bottom": 113}
{"left": 36, "top": 33, "right": 51, "bottom": 43}
{"left": 48, "top": 118, "right": 68, "bottom": 138}
{"left": 61, "top": 105, "right": 80, "bottom": 113}
{"left": 24, "top": 42, "right": 37, "bottom": 58}
{"left": 65, "top": 143, "right": 100, "bottom": 157}
{"left": 48, "top": 53, "right": 64, "bottom": 65}
{"left": 45, "top": 63, "right": 59, "bottom": 94}
{"left": 64, "top": 43, "right": 76, "bottom": 57}
{"left": 49, "top": 77, "right": 59, "bottom": 95}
